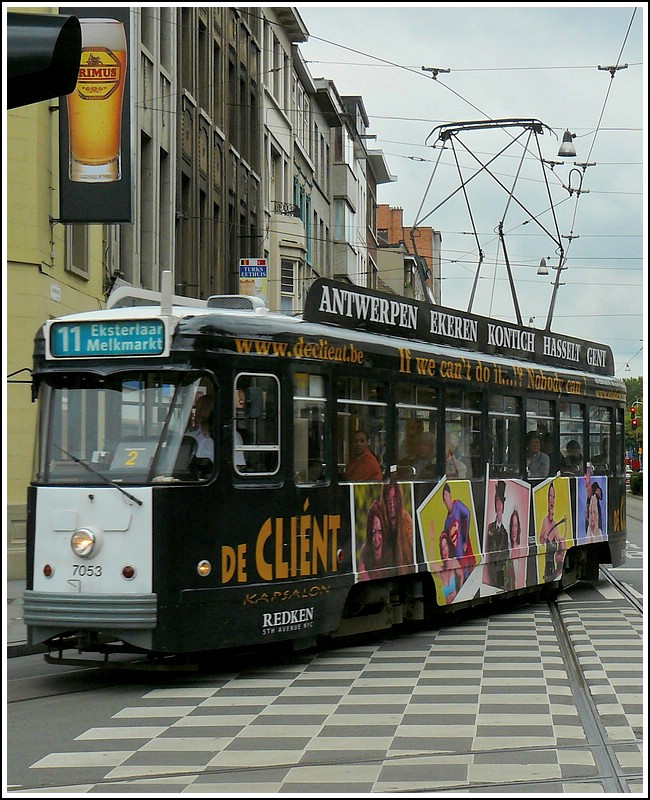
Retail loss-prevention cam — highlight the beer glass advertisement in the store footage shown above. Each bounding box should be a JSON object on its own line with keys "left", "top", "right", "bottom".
{"left": 59, "top": 8, "right": 133, "bottom": 222}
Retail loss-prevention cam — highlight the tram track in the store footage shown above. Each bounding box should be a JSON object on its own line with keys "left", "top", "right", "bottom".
{"left": 548, "top": 596, "right": 631, "bottom": 793}
{"left": 599, "top": 565, "right": 644, "bottom": 613}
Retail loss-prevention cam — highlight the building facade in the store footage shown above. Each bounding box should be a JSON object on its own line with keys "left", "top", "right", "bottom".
{"left": 5, "top": 6, "right": 395, "bottom": 578}
{"left": 377, "top": 204, "right": 442, "bottom": 303}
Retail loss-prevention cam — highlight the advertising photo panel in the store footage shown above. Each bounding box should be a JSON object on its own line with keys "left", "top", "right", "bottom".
{"left": 577, "top": 471, "right": 608, "bottom": 544}
{"left": 533, "top": 476, "right": 574, "bottom": 583}
{"left": 353, "top": 478, "right": 415, "bottom": 581}
{"left": 482, "top": 478, "right": 531, "bottom": 592}
{"left": 417, "top": 479, "right": 481, "bottom": 606}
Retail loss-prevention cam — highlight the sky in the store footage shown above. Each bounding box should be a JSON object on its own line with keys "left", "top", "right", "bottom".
{"left": 296, "top": 3, "right": 646, "bottom": 380}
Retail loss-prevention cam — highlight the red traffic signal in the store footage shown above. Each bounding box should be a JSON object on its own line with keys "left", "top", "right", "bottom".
{"left": 631, "top": 418, "right": 638, "bottom": 431}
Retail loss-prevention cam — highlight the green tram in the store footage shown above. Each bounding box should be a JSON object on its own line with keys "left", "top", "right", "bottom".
{"left": 24, "top": 276, "right": 627, "bottom": 662}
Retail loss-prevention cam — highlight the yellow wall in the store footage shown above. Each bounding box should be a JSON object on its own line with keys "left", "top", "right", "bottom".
{"left": 6, "top": 63, "right": 106, "bottom": 577}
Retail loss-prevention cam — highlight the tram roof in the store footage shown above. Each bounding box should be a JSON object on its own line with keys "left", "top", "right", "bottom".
{"left": 37, "top": 279, "right": 620, "bottom": 385}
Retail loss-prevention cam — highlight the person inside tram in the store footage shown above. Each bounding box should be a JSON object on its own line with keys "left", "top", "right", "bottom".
{"left": 345, "top": 429, "right": 383, "bottom": 482}
{"left": 526, "top": 432, "right": 550, "bottom": 479}
{"left": 188, "top": 394, "right": 214, "bottom": 461}
{"left": 591, "top": 437, "right": 609, "bottom": 473}
{"left": 445, "top": 433, "right": 468, "bottom": 479}
{"left": 399, "top": 418, "right": 424, "bottom": 465}
{"left": 406, "top": 431, "right": 437, "bottom": 479}
{"left": 186, "top": 393, "right": 215, "bottom": 478}
{"left": 562, "top": 439, "right": 584, "bottom": 475}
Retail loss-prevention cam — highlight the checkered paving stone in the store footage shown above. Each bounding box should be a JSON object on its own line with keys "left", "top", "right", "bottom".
{"left": 26, "top": 599, "right": 642, "bottom": 793}
{"left": 558, "top": 604, "right": 643, "bottom": 744}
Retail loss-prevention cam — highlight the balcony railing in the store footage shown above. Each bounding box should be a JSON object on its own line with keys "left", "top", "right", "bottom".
{"left": 272, "top": 201, "right": 301, "bottom": 218}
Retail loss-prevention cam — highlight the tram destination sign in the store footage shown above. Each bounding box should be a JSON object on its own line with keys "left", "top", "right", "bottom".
{"left": 304, "top": 279, "right": 614, "bottom": 376}
{"left": 48, "top": 319, "right": 166, "bottom": 359}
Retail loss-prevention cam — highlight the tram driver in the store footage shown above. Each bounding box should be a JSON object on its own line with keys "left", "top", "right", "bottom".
{"left": 188, "top": 394, "right": 214, "bottom": 461}
{"left": 186, "top": 393, "right": 215, "bottom": 479}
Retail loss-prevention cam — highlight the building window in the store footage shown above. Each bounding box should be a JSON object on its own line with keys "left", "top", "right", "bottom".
{"left": 334, "top": 199, "right": 353, "bottom": 242}
{"left": 65, "top": 225, "right": 90, "bottom": 278}
{"left": 281, "top": 259, "right": 295, "bottom": 313}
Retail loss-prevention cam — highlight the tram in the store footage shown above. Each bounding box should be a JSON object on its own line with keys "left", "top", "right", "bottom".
{"left": 24, "top": 275, "right": 627, "bottom": 663}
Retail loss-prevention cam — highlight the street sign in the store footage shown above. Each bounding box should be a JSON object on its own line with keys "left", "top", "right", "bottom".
{"left": 239, "top": 258, "right": 268, "bottom": 305}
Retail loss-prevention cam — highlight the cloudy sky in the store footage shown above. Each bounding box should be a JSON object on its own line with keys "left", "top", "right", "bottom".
{"left": 297, "top": 3, "right": 646, "bottom": 378}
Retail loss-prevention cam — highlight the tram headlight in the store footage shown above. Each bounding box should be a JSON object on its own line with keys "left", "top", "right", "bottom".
{"left": 70, "top": 527, "right": 101, "bottom": 558}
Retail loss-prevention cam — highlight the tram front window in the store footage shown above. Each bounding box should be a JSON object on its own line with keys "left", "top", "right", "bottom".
{"left": 35, "top": 373, "right": 215, "bottom": 484}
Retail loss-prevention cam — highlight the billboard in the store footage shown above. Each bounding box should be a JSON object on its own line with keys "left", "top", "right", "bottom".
{"left": 58, "top": 7, "right": 133, "bottom": 222}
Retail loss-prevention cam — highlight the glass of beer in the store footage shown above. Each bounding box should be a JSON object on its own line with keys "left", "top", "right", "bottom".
{"left": 67, "top": 18, "right": 127, "bottom": 182}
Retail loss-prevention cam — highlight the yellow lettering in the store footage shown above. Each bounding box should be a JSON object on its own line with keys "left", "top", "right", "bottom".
{"left": 236, "top": 544, "right": 247, "bottom": 582}
{"left": 256, "top": 518, "right": 273, "bottom": 581}
{"left": 300, "top": 511, "right": 311, "bottom": 576}
{"left": 221, "top": 546, "right": 237, "bottom": 583}
{"left": 275, "top": 518, "right": 288, "bottom": 579}
{"left": 291, "top": 515, "right": 298, "bottom": 577}
{"left": 330, "top": 514, "right": 341, "bottom": 572}
{"left": 312, "top": 515, "right": 328, "bottom": 572}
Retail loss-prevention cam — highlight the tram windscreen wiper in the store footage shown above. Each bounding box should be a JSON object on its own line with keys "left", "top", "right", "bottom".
{"left": 52, "top": 444, "right": 143, "bottom": 506}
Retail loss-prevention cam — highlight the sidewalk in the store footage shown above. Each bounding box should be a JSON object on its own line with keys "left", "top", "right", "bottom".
{"left": 6, "top": 578, "right": 44, "bottom": 658}
{"left": 6, "top": 579, "right": 50, "bottom": 658}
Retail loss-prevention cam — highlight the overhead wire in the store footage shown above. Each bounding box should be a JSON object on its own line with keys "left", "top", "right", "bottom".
{"left": 553, "top": 8, "right": 638, "bottom": 273}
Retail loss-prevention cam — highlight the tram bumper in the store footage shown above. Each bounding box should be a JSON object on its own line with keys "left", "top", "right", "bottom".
{"left": 23, "top": 589, "right": 157, "bottom": 650}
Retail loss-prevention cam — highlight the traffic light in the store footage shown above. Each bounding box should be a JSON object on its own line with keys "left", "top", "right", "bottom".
{"left": 7, "top": 13, "right": 81, "bottom": 110}
{"left": 630, "top": 404, "right": 638, "bottom": 431}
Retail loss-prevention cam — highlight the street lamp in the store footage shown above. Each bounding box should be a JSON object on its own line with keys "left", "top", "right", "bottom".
{"left": 557, "top": 130, "right": 577, "bottom": 158}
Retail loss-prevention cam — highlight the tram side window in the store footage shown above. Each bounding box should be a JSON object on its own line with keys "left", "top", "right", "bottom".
{"left": 526, "top": 398, "right": 556, "bottom": 477}
{"left": 395, "top": 383, "right": 437, "bottom": 480}
{"left": 488, "top": 395, "right": 522, "bottom": 477}
{"left": 614, "top": 407, "right": 624, "bottom": 475}
{"left": 445, "top": 388, "right": 481, "bottom": 479}
{"left": 560, "top": 402, "right": 585, "bottom": 476}
{"left": 294, "top": 373, "right": 327, "bottom": 485}
{"left": 234, "top": 373, "right": 280, "bottom": 476}
{"left": 337, "top": 377, "right": 386, "bottom": 482}
{"left": 589, "top": 406, "right": 612, "bottom": 474}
